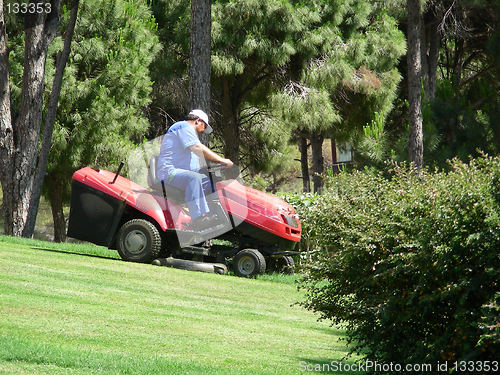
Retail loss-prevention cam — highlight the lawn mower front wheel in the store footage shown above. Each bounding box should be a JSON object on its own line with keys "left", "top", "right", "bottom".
{"left": 116, "top": 219, "right": 162, "bottom": 263}
{"left": 267, "top": 255, "right": 295, "bottom": 274}
{"left": 233, "top": 249, "right": 266, "bottom": 277}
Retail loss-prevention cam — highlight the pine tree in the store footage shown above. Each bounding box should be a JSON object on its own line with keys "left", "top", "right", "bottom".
{"left": 272, "top": 0, "right": 406, "bottom": 191}
{"left": 150, "top": 0, "right": 404, "bottom": 188}
{"left": 427, "top": 0, "right": 500, "bottom": 166}
{"left": 210, "top": 0, "right": 337, "bottom": 164}
{"left": 43, "top": 0, "right": 160, "bottom": 241}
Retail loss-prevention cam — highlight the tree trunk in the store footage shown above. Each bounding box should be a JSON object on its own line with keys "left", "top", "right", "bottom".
{"left": 219, "top": 78, "right": 240, "bottom": 164}
{"left": 49, "top": 174, "right": 66, "bottom": 242}
{"left": 407, "top": 0, "right": 424, "bottom": 170}
{"left": 0, "top": 2, "right": 61, "bottom": 236}
{"left": 422, "top": 5, "right": 440, "bottom": 101}
{"left": 189, "top": 0, "right": 211, "bottom": 147}
{"left": 0, "top": 0, "right": 62, "bottom": 236}
{"left": 299, "top": 136, "right": 310, "bottom": 193}
{"left": 453, "top": 37, "right": 465, "bottom": 89}
{"left": 12, "top": 10, "right": 49, "bottom": 236}
{"left": 0, "top": 0, "right": 15, "bottom": 234}
{"left": 310, "top": 132, "right": 324, "bottom": 194}
{"left": 24, "top": 0, "right": 79, "bottom": 238}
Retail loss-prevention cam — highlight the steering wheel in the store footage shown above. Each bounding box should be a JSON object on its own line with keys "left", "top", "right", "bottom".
{"left": 206, "top": 163, "right": 228, "bottom": 172}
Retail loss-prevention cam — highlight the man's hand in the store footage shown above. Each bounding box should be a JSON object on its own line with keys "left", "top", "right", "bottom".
{"left": 220, "top": 158, "right": 234, "bottom": 169}
{"left": 189, "top": 143, "right": 233, "bottom": 168}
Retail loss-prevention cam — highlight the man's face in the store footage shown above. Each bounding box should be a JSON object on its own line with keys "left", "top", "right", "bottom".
{"left": 194, "top": 118, "right": 207, "bottom": 134}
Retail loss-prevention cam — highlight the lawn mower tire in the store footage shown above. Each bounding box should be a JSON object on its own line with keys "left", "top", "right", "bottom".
{"left": 233, "top": 249, "right": 266, "bottom": 277}
{"left": 116, "top": 219, "right": 162, "bottom": 263}
{"left": 268, "top": 255, "right": 295, "bottom": 275}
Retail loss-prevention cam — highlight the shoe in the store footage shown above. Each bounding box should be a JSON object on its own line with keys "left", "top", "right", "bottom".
{"left": 190, "top": 214, "right": 218, "bottom": 231}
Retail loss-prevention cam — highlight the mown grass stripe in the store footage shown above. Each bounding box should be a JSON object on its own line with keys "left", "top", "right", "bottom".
{"left": 0, "top": 235, "right": 359, "bottom": 374}
{"left": 0, "top": 335, "right": 246, "bottom": 375}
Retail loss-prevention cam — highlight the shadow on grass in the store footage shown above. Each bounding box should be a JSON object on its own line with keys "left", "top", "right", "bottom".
{"left": 30, "top": 246, "right": 121, "bottom": 262}
{"left": 0, "top": 234, "right": 120, "bottom": 262}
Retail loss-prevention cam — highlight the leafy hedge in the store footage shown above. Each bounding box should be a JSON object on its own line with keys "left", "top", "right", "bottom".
{"left": 283, "top": 157, "right": 500, "bottom": 370}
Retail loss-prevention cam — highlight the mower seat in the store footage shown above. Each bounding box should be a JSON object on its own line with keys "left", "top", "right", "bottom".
{"left": 147, "top": 156, "right": 186, "bottom": 203}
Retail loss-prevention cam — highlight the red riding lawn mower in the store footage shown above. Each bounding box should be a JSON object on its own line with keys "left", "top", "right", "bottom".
{"left": 67, "top": 155, "right": 302, "bottom": 277}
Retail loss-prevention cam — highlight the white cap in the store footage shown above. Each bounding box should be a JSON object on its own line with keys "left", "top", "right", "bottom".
{"left": 189, "top": 109, "right": 213, "bottom": 134}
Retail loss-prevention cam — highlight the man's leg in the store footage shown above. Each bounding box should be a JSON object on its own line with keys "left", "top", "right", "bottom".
{"left": 168, "top": 170, "right": 211, "bottom": 220}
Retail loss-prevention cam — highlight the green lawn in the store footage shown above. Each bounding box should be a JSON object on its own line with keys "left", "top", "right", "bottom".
{"left": 0, "top": 236, "right": 360, "bottom": 374}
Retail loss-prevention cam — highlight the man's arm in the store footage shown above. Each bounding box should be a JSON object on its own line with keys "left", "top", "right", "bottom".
{"left": 189, "top": 143, "right": 234, "bottom": 168}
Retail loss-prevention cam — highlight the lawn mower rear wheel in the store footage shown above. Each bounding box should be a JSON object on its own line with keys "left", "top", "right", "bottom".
{"left": 116, "top": 219, "right": 162, "bottom": 263}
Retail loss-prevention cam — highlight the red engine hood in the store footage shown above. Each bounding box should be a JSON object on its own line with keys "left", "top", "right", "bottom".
{"left": 217, "top": 180, "right": 301, "bottom": 243}
{"left": 218, "top": 180, "right": 298, "bottom": 216}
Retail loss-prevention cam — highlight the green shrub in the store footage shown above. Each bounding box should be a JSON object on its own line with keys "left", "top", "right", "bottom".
{"left": 286, "top": 157, "right": 500, "bottom": 370}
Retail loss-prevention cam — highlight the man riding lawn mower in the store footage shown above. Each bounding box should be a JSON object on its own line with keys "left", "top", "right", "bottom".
{"left": 66, "top": 110, "right": 302, "bottom": 277}
{"left": 156, "top": 109, "right": 233, "bottom": 232}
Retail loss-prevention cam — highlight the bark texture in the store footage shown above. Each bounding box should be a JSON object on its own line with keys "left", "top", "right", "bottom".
{"left": 310, "top": 132, "right": 324, "bottom": 194}
{"left": 189, "top": 0, "right": 211, "bottom": 146}
{"left": 299, "top": 136, "right": 310, "bottom": 193}
{"left": 24, "top": 0, "right": 79, "bottom": 238}
{"left": 407, "top": 0, "right": 424, "bottom": 170}
{"left": 0, "top": 0, "right": 62, "bottom": 236}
